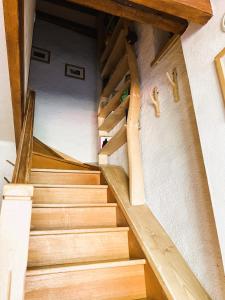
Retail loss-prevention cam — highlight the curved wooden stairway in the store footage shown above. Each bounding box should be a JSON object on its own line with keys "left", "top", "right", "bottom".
{"left": 24, "top": 168, "right": 150, "bottom": 299}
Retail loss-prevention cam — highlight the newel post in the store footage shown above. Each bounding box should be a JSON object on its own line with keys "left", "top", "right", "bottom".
{"left": 0, "top": 184, "right": 33, "bottom": 300}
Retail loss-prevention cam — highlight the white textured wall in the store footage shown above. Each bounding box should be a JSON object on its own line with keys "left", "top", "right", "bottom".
{"left": 29, "top": 20, "right": 98, "bottom": 162}
{"left": 110, "top": 23, "right": 225, "bottom": 299}
{"left": 0, "top": 1, "right": 16, "bottom": 196}
{"left": 24, "top": 0, "right": 36, "bottom": 94}
{"left": 181, "top": 0, "right": 225, "bottom": 276}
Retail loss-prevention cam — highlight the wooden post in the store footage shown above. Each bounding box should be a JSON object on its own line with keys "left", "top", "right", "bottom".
{"left": 126, "top": 41, "right": 145, "bottom": 205}
{"left": 0, "top": 184, "right": 33, "bottom": 300}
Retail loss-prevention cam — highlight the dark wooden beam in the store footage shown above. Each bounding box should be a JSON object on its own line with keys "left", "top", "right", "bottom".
{"left": 128, "top": 0, "right": 213, "bottom": 24}
{"left": 36, "top": 11, "right": 97, "bottom": 38}
{"left": 41, "top": 0, "right": 97, "bottom": 16}
{"left": 67, "top": 0, "right": 187, "bottom": 33}
{"left": 3, "top": 0, "right": 24, "bottom": 147}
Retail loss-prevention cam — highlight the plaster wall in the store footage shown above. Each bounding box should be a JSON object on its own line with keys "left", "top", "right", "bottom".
{"left": 181, "top": 0, "right": 225, "bottom": 274}
{"left": 29, "top": 19, "right": 98, "bottom": 162}
{"left": 0, "top": 1, "right": 16, "bottom": 196}
{"left": 24, "top": 0, "right": 36, "bottom": 94}
{"left": 110, "top": 23, "right": 225, "bottom": 298}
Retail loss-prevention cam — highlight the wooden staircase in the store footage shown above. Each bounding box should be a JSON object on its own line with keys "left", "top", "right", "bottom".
{"left": 24, "top": 168, "right": 150, "bottom": 299}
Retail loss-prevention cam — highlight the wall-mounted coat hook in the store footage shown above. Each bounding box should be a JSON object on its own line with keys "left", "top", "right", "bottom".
{"left": 150, "top": 87, "right": 160, "bottom": 117}
{"left": 166, "top": 68, "right": 180, "bottom": 102}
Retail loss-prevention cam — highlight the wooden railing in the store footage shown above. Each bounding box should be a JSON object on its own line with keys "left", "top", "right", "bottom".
{"left": 12, "top": 90, "right": 35, "bottom": 183}
{"left": 98, "top": 19, "right": 145, "bottom": 205}
{"left": 0, "top": 91, "right": 35, "bottom": 299}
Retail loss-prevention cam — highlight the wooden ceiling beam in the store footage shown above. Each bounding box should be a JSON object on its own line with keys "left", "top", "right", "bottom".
{"left": 67, "top": 0, "right": 187, "bottom": 33}
{"left": 128, "top": 0, "right": 213, "bottom": 25}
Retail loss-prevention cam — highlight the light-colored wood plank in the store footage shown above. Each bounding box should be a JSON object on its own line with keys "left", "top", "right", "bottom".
{"left": 101, "top": 54, "right": 128, "bottom": 98}
{"left": 101, "top": 29, "right": 126, "bottom": 78}
{"left": 28, "top": 228, "right": 129, "bottom": 267}
{"left": 125, "top": 38, "right": 145, "bottom": 205}
{"left": 151, "top": 34, "right": 180, "bottom": 67}
{"left": 32, "top": 152, "right": 98, "bottom": 171}
{"left": 100, "top": 19, "right": 123, "bottom": 65}
{"left": 98, "top": 80, "right": 130, "bottom": 118}
{"left": 33, "top": 137, "right": 83, "bottom": 164}
{"left": 99, "top": 125, "right": 127, "bottom": 156}
{"left": 31, "top": 205, "right": 117, "bottom": 230}
{"left": 0, "top": 185, "right": 33, "bottom": 300}
{"left": 33, "top": 184, "right": 108, "bottom": 204}
{"left": 30, "top": 169, "right": 101, "bottom": 185}
{"left": 25, "top": 260, "right": 147, "bottom": 300}
{"left": 68, "top": 0, "right": 186, "bottom": 33}
{"left": 99, "top": 96, "right": 130, "bottom": 132}
{"left": 33, "top": 137, "right": 62, "bottom": 158}
{"left": 101, "top": 165, "right": 211, "bottom": 300}
{"left": 12, "top": 91, "right": 35, "bottom": 184}
{"left": 128, "top": 0, "right": 213, "bottom": 24}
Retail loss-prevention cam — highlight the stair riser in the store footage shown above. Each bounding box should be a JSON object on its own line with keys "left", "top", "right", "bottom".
{"left": 28, "top": 231, "right": 129, "bottom": 267}
{"left": 31, "top": 207, "right": 117, "bottom": 230}
{"left": 30, "top": 172, "right": 100, "bottom": 185}
{"left": 33, "top": 187, "right": 108, "bottom": 204}
{"left": 25, "top": 264, "right": 146, "bottom": 300}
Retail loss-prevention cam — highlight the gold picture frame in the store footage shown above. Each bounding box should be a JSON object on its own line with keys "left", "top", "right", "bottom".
{"left": 215, "top": 47, "right": 225, "bottom": 103}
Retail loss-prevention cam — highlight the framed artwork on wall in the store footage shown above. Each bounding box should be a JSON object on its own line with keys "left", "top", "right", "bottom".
{"left": 31, "top": 46, "right": 51, "bottom": 64}
{"left": 215, "top": 47, "right": 225, "bottom": 104}
{"left": 65, "top": 64, "right": 85, "bottom": 80}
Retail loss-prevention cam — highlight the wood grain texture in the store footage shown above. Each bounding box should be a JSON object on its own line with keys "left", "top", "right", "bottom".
{"left": 32, "top": 152, "right": 98, "bottom": 171}
{"left": 101, "top": 29, "right": 126, "bottom": 79}
{"left": 101, "top": 54, "right": 128, "bottom": 98}
{"left": 68, "top": 0, "right": 186, "bottom": 33}
{"left": 25, "top": 260, "right": 147, "bottom": 300}
{"left": 100, "top": 19, "right": 123, "bottom": 65}
{"left": 3, "top": 0, "right": 24, "bottom": 146}
{"left": 28, "top": 228, "right": 129, "bottom": 267}
{"left": 101, "top": 165, "right": 211, "bottom": 300}
{"left": 33, "top": 137, "right": 62, "bottom": 158}
{"left": 125, "top": 37, "right": 145, "bottom": 205}
{"left": 0, "top": 185, "right": 33, "bottom": 300}
{"left": 31, "top": 204, "right": 117, "bottom": 230}
{"left": 33, "top": 184, "right": 108, "bottom": 204}
{"left": 128, "top": 0, "right": 213, "bottom": 24}
{"left": 12, "top": 91, "right": 35, "bottom": 184}
{"left": 99, "top": 96, "right": 130, "bottom": 132}
{"left": 98, "top": 80, "right": 130, "bottom": 118}
{"left": 30, "top": 169, "right": 101, "bottom": 185}
{"left": 99, "top": 125, "right": 127, "bottom": 156}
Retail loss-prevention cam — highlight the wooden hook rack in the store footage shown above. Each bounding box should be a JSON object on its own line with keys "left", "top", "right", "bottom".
{"left": 150, "top": 87, "right": 160, "bottom": 117}
{"left": 166, "top": 68, "right": 180, "bottom": 102}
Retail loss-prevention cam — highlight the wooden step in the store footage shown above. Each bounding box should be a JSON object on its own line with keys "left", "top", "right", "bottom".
{"left": 100, "top": 19, "right": 123, "bottom": 65}
{"left": 101, "top": 54, "right": 128, "bottom": 98}
{"left": 31, "top": 203, "right": 117, "bottom": 230}
{"left": 25, "top": 259, "right": 147, "bottom": 300}
{"left": 30, "top": 169, "right": 101, "bottom": 185}
{"left": 101, "top": 29, "right": 126, "bottom": 79}
{"left": 98, "top": 80, "right": 130, "bottom": 118}
{"left": 99, "top": 125, "right": 127, "bottom": 156}
{"left": 33, "top": 184, "right": 108, "bottom": 204}
{"left": 28, "top": 227, "right": 129, "bottom": 267}
{"left": 99, "top": 95, "right": 130, "bottom": 132}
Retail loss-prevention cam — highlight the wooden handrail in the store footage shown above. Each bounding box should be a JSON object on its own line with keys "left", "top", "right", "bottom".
{"left": 12, "top": 91, "right": 35, "bottom": 183}
{"left": 125, "top": 38, "right": 145, "bottom": 205}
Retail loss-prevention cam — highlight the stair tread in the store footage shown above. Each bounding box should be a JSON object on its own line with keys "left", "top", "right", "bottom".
{"left": 33, "top": 184, "right": 108, "bottom": 189}
{"left": 32, "top": 203, "right": 117, "bottom": 208}
{"left": 26, "top": 259, "right": 146, "bottom": 276}
{"left": 30, "top": 227, "right": 129, "bottom": 236}
{"left": 31, "top": 168, "right": 101, "bottom": 174}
